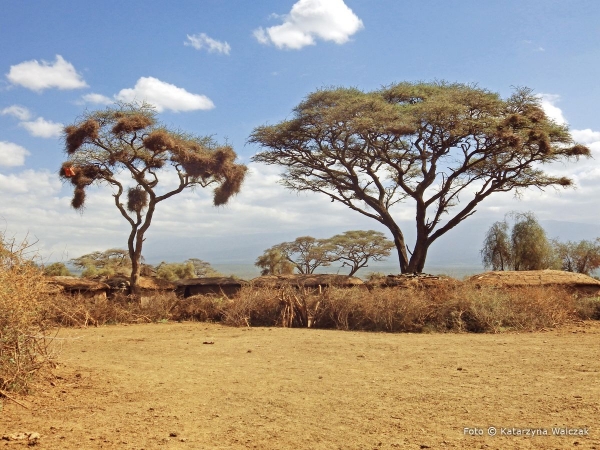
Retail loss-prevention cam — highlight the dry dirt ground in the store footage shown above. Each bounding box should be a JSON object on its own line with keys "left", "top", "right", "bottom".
{"left": 1, "top": 321, "right": 599, "bottom": 450}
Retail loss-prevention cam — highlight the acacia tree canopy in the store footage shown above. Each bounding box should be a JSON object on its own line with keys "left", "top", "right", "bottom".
{"left": 276, "top": 236, "right": 333, "bottom": 274}
{"left": 71, "top": 248, "right": 132, "bottom": 278}
{"left": 328, "top": 230, "right": 394, "bottom": 276}
{"left": 250, "top": 82, "right": 589, "bottom": 273}
{"left": 60, "top": 103, "right": 247, "bottom": 294}
{"left": 254, "top": 247, "right": 295, "bottom": 276}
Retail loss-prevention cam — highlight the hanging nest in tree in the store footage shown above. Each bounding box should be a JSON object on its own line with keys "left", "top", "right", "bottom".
{"left": 65, "top": 119, "right": 100, "bottom": 154}
{"left": 143, "top": 130, "right": 177, "bottom": 152}
{"left": 566, "top": 144, "right": 591, "bottom": 157}
{"left": 72, "top": 165, "right": 102, "bottom": 187}
{"left": 502, "top": 114, "right": 528, "bottom": 129}
{"left": 212, "top": 149, "right": 247, "bottom": 206}
{"left": 524, "top": 105, "right": 546, "bottom": 123}
{"left": 497, "top": 131, "right": 522, "bottom": 148}
{"left": 557, "top": 177, "right": 572, "bottom": 187}
{"left": 213, "top": 165, "right": 246, "bottom": 206}
{"left": 61, "top": 163, "right": 105, "bottom": 211}
{"left": 528, "top": 130, "right": 552, "bottom": 155}
{"left": 111, "top": 114, "right": 153, "bottom": 135}
{"left": 59, "top": 162, "right": 76, "bottom": 178}
{"left": 127, "top": 186, "right": 149, "bottom": 212}
{"left": 72, "top": 187, "right": 86, "bottom": 210}
{"left": 107, "top": 150, "right": 127, "bottom": 165}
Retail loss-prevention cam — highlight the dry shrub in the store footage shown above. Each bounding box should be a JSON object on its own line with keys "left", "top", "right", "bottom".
{"left": 44, "top": 292, "right": 179, "bottom": 327}
{"left": 222, "top": 286, "right": 284, "bottom": 327}
{"left": 170, "top": 295, "right": 229, "bottom": 322}
{"left": 39, "top": 280, "right": 583, "bottom": 334}
{"left": 216, "top": 283, "right": 579, "bottom": 333}
{"left": 575, "top": 296, "right": 600, "bottom": 320}
{"left": 427, "top": 284, "right": 577, "bottom": 333}
{"left": 0, "top": 238, "right": 54, "bottom": 393}
{"left": 321, "top": 287, "right": 432, "bottom": 332}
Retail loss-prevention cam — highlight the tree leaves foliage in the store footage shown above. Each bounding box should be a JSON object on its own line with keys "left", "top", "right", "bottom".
{"left": 250, "top": 82, "right": 589, "bottom": 273}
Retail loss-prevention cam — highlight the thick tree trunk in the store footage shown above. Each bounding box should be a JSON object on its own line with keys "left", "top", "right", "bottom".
{"left": 383, "top": 219, "right": 409, "bottom": 273}
{"left": 130, "top": 251, "right": 142, "bottom": 297}
{"left": 128, "top": 200, "right": 156, "bottom": 299}
{"left": 407, "top": 241, "right": 429, "bottom": 273}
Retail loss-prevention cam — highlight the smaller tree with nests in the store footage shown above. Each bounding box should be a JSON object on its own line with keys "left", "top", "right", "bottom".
{"left": 328, "top": 230, "right": 394, "bottom": 276}
{"left": 60, "top": 103, "right": 247, "bottom": 296}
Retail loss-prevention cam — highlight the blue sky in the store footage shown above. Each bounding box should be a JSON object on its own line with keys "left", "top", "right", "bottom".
{"left": 1, "top": 0, "right": 599, "bottom": 271}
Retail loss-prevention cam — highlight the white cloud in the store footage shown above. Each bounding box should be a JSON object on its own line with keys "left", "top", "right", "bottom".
{"left": 538, "top": 93, "right": 567, "bottom": 125}
{"left": 19, "top": 117, "right": 63, "bottom": 138}
{"left": 1, "top": 105, "right": 32, "bottom": 120}
{"left": 115, "top": 77, "right": 215, "bottom": 112}
{"left": 571, "top": 128, "right": 600, "bottom": 153}
{"left": 571, "top": 128, "right": 600, "bottom": 145}
{"left": 538, "top": 95, "right": 600, "bottom": 153}
{"left": 80, "top": 93, "right": 114, "bottom": 105}
{"left": 185, "top": 33, "right": 231, "bottom": 55}
{"left": 0, "top": 141, "right": 30, "bottom": 167}
{"left": 6, "top": 55, "right": 88, "bottom": 92}
{"left": 254, "top": 0, "right": 364, "bottom": 50}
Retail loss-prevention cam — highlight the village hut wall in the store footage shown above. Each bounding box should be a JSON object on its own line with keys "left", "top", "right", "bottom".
{"left": 45, "top": 276, "right": 110, "bottom": 301}
{"left": 175, "top": 277, "right": 248, "bottom": 298}
{"left": 466, "top": 269, "right": 600, "bottom": 296}
{"left": 251, "top": 274, "right": 365, "bottom": 293}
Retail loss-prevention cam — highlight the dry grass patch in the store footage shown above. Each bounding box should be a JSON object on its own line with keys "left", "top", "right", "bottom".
{"left": 0, "top": 238, "right": 54, "bottom": 393}
{"left": 40, "top": 277, "right": 588, "bottom": 333}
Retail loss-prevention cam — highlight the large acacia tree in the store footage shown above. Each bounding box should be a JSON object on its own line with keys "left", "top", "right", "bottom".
{"left": 60, "top": 103, "right": 247, "bottom": 295}
{"left": 250, "top": 82, "right": 590, "bottom": 273}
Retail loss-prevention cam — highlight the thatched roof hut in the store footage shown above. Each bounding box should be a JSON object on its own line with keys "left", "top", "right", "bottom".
{"left": 45, "top": 276, "right": 110, "bottom": 299}
{"left": 367, "top": 273, "right": 459, "bottom": 290}
{"left": 466, "top": 270, "right": 600, "bottom": 294}
{"left": 251, "top": 274, "right": 365, "bottom": 290}
{"left": 175, "top": 277, "right": 248, "bottom": 298}
{"left": 103, "top": 276, "right": 176, "bottom": 291}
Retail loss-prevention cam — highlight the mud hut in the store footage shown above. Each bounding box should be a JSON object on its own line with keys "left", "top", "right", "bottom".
{"left": 104, "top": 276, "right": 176, "bottom": 305}
{"left": 466, "top": 270, "right": 600, "bottom": 295}
{"left": 251, "top": 274, "right": 365, "bottom": 292}
{"left": 175, "top": 277, "right": 248, "bottom": 298}
{"left": 45, "top": 276, "right": 110, "bottom": 300}
{"left": 366, "top": 273, "right": 460, "bottom": 290}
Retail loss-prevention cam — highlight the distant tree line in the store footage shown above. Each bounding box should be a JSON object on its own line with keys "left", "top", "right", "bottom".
{"left": 255, "top": 230, "right": 394, "bottom": 276}
{"left": 481, "top": 212, "right": 600, "bottom": 275}
{"left": 42, "top": 249, "right": 222, "bottom": 281}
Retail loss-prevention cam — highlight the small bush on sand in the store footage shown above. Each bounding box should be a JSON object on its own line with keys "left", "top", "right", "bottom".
{"left": 575, "top": 296, "right": 600, "bottom": 320}
{"left": 0, "top": 237, "right": 54, "bottom": 393}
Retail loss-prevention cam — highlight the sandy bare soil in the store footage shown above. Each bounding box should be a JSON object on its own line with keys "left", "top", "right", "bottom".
{"left": 1, "top": 321, "right": 599, "bottom": 449}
